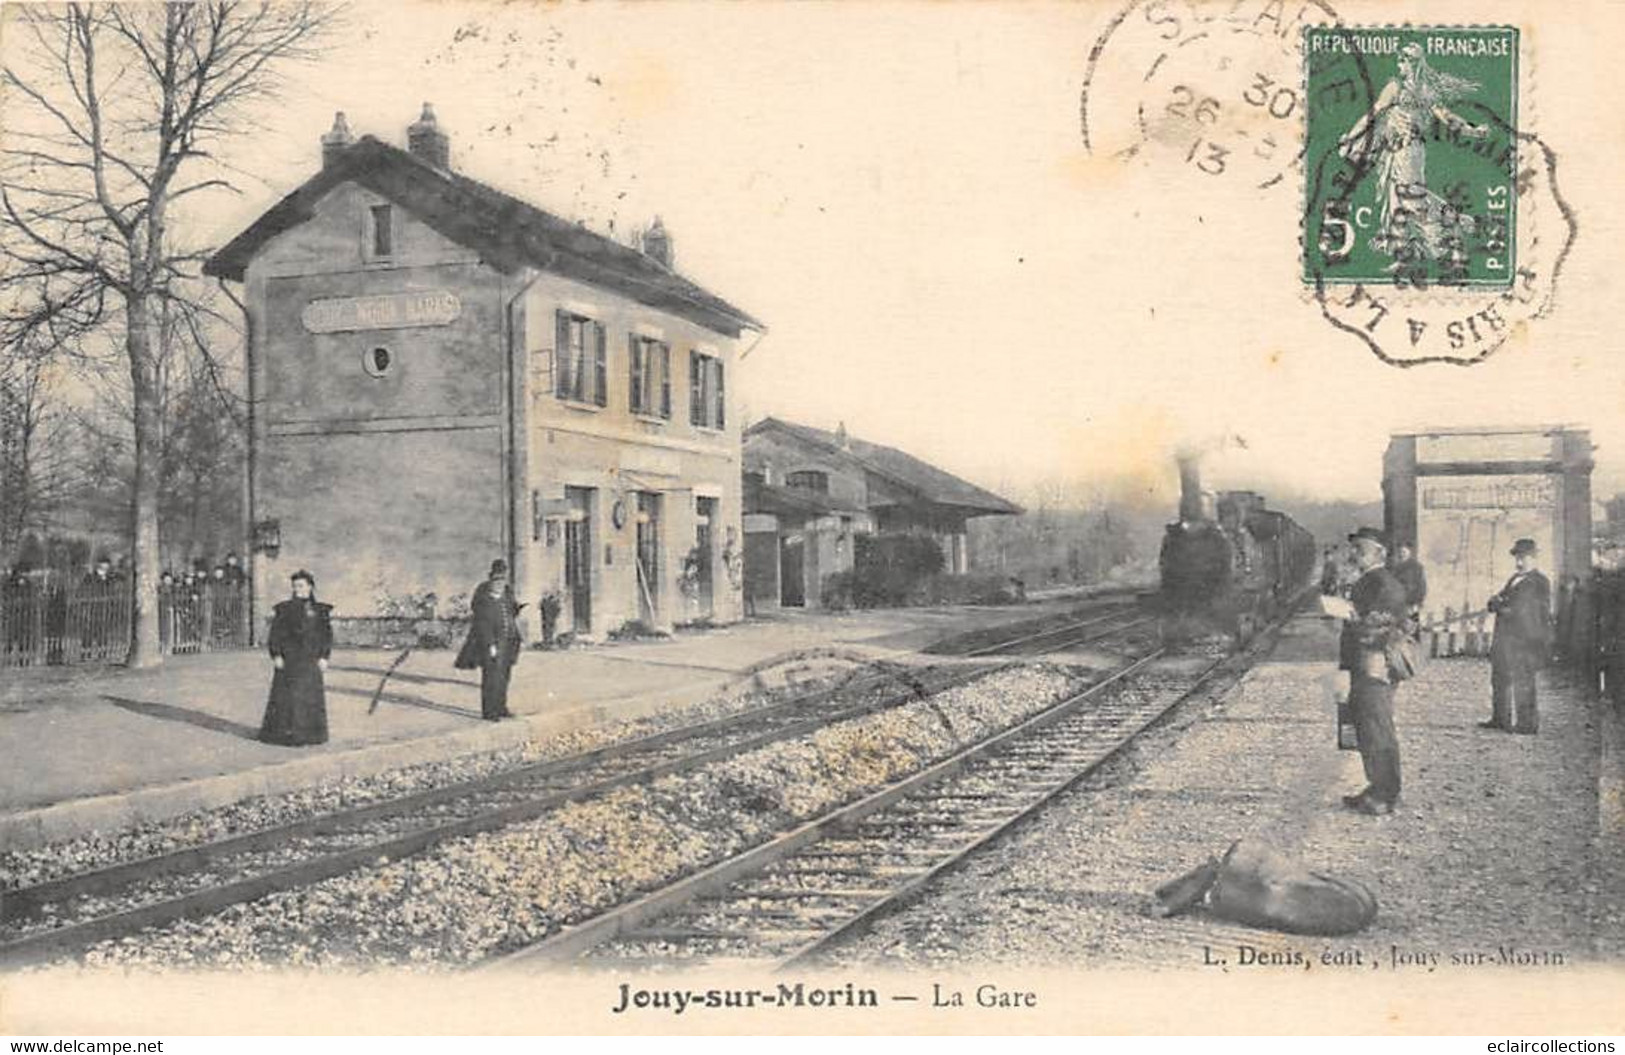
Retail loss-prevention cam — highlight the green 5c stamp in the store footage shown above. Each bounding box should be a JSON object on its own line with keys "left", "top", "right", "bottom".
{"left": 1304, "top": 26, "right": 1518, "bottom": 289}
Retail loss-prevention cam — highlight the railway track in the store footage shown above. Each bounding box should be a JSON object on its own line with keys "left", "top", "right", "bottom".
{"left": 962, "top": 605, "right": 1155, "bottom": 657}
{"left": 487, "top": 614, "right": 1289, "bottom": 973}
{"left": 0, "top": 601, "right": 1152, "bottom": 969}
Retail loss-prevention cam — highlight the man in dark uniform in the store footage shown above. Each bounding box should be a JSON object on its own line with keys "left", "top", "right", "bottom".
{"left": 1485, "top": 538, "right": 1552, "bottom": 734}
{"left": 1340, "top": 527, "right": 1410, "bottom": 816}
{"left": 456, "top": 559, "right": 523, "bottom": 720}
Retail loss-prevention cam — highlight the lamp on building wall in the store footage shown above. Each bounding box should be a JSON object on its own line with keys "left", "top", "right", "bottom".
{"left": 253, "top": 519, "right": 282, "bottom": 558}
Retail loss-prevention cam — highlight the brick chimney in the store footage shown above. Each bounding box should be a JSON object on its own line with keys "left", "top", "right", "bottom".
{"left": 320, "top": 112, "right": 354, "bottom": 169}
{"left": 642, "top": 216, "right": 673, "bottom": 268}
{"left": 835, "top": 421, "right": 849, "bottom": 449}
{"left": 407, "top": 103, "right": 450, "bottom": 170}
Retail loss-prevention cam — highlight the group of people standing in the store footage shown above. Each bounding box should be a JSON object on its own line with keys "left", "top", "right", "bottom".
{"left": 1326, "top": 530, "right": 1553, "bottom": 817}
{"left": 257, "top": 559, "right": 525, "bottom": 748}
{"left": 160, "top": 553, "right": 248, "bottom": 594}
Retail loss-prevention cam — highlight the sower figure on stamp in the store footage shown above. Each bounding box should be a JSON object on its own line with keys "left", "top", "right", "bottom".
{"left": 1340, "top": 528, "right": 1410, "bottom": 817}
{"left": 260, "top": 570, "right": 333, "bottom": 747}
{"left": 1337, "top": 42, "right": 1489, "bottom": 267}
{"left": 1485, "top": 538, "right": 1552, "bottom": 735}
{"left": 457, "top": 559, "right": 523, "bottom": 721}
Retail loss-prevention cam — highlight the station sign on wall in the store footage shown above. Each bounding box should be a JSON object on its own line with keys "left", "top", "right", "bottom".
{"left": 1414, "top": 472, "right": 1561, "bottom": 618}
{"left": 301, "top": 290, "right": 461, "bottom": 334}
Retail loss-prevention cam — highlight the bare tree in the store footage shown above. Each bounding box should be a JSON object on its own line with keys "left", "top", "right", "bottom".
{"left": 1, "top": 2, "right": 335, "bottom": 666}
{"left": 0, "top": 343, "right": 80, "bottom": 555}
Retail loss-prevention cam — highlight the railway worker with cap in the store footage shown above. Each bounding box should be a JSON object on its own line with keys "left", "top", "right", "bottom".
{"left": 457, "top": 559, "right": 523, "bottom": 721}
{"left": 1485, "top": 538, "right": 1553, "bottom": 735}
{"left": 1339, "top": 527, "right": 1410, "bottom": 816}
{"left": 259, "top": 569, "right": 333, "bottom": 746}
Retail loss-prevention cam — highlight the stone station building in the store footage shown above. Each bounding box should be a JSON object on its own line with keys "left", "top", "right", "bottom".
{"left": 205, "top": 107, "right": 762, "bottom": 640}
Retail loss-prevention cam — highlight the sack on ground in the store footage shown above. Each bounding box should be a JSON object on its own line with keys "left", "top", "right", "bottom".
{"left": 1152, "top": 838, "right": 1377, "bottom": 936}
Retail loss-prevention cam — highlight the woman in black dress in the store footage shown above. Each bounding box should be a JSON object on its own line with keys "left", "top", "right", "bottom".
{"left": 456, "top": 559, "right": 522, "bottom": 720}
{"left": 260, "top": 569, "right": 333, "bottom": 746}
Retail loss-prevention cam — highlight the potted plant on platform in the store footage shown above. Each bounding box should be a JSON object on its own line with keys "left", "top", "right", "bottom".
{"left": 539, "top": 590, "right": 563, "bottom": 648}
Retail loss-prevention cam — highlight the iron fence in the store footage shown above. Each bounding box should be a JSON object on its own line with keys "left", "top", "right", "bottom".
{"left": 1423, "top": 571, "right": 1625, "bottom": 706}
{"left": 0, "top": 580, "right": 250, "bottom": 668}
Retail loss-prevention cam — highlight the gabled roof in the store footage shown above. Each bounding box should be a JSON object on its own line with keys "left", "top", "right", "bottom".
{"left": 743, "top": 475, "right": 855, "bottom": 519}
{"left": 203, "top": 136, "right": 762, "bottom": 338}
{"left": 747, "top": 417, "right": 1022, "bottom": 517}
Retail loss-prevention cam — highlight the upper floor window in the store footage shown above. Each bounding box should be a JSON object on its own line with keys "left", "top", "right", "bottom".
{"left": 786, "top": 470, "right": 829, "bottom": 493}
{"left": 629, "top": 335, "right": 672, "bottom": 419}
{"left": 689, "top": 350, "right": 725, "bottom": 430}
{"left": 555, "top": 311, "right": 606, "bottom": 407}
{"left": 367, "top": 204, "right": 394, "bottom": 259}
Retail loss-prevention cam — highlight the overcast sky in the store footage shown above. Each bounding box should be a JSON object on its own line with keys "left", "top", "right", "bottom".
{"left": 188, "top": 0, "right": 1625, "bottom": 510}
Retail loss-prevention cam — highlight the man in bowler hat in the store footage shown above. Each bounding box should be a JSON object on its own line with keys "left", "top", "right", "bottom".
{"left": 1340, "top": 527, "right": 1410, "bottom": 816}
{"left": 457, "top": 559, "right": 523, "bottom": 720}
{"left": 1485, "top": 538, "right": 1552, "bottom": 734}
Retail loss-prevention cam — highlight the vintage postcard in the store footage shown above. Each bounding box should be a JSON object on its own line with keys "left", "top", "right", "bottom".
{"left": 1, "top": 0, "right": 1622, "bottom": 1038}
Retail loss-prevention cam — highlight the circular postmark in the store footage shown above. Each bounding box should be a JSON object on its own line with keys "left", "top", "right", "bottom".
{"left": 1081, "top": 7, "right": 1575, "bottom": 366}
{"left": 1081, "top": 0, "right": 1366, "bottom": 192}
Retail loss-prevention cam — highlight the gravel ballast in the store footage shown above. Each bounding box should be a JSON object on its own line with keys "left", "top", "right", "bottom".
{"left": 0, "top": 663, "right": 915, "bottom": 892}
{"left": 69, "top": 663, "right": 1087, "bottom": 970}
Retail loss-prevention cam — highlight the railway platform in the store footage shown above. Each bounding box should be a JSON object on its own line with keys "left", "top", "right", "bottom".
{"left": 843, "top": 610, "right": 1625, "bottom": 976}
{"left": 0, "top": 597, "right": 1094, "bottom": 851}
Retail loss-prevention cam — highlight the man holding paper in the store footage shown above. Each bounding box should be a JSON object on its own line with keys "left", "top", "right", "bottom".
{"left": 1337, "top": 528, "right": 1411, "bottom": 817}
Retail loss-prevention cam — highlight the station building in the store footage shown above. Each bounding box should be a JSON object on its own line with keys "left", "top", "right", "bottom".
{"left": 742, "top": 417, "right": 1021, "bottom": 610}
{"left": 1383, "top": 426, "right": 1593, "bottom": 618}
{"left": 204, "top": 107, "right": 762, "bottom": 639}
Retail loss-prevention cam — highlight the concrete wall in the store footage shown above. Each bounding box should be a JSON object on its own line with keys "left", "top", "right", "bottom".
{"left": 245, "top": 181, "right": 517, "bottom": 625}
{"left": 1384, "top": 429, "right": 1594, "bottom": 620}
{"left": 518, "top": 271, "right": 744, "bottom": 635}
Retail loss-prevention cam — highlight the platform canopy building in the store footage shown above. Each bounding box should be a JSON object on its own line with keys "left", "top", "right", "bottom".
{"left": 1383, "top": 426, "right": 1594, "bottom": 619}
{"left": 742, "top": 417, "right": 1021, "bottom": 609}
{"left": 205, "top": 107, "right": 762, "bottom": 639}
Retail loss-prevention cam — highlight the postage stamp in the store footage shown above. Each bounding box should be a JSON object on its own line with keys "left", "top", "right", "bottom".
{"left": 1303, "top": 26, "right": 1520, "bottom": 290}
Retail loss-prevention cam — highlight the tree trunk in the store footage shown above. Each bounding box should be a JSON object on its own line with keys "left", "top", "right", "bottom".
{"left": 125, "top": 293, "right": 163, "bottom": 668}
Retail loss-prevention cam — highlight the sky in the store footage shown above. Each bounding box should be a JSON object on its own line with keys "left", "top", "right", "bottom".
{"left": 171, "top": 0, "right": 1625, "bottom": 511}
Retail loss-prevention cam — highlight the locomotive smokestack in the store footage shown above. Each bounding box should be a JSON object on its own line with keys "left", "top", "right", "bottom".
{"left": 1177, "top": 453, "right": 1204, "bottom": 523}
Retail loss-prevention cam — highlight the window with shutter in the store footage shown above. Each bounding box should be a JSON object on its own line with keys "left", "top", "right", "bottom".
{"left": 629, "top": 337, "right": 671, "bottom": 418}
{"left": 685, "top": 352, "right": 724, "bottom": 429}
{"left": 689, "top": 351, "right": 703, "bottom": 426}
{"left": 592, "top": 322, "right": 607, "bottom": 407}
{"left": 629, "top": 334, "right": 644, "bottom": 413}
{"left": 712, "top": 358, "right": 725, "bottom": 429}
{"left": 554, "top": 311, "right": 571, "bottom": 399}
{"left": 555, "top": 312, "right": 606, "bottom": 405}
{"left": 660, "top": 345, "right": 672, "bottom": 419}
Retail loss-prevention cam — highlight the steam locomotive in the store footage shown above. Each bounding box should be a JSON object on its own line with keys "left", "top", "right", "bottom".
{"left": 1159, "top": 454, "right": 1317, "bottom": 642}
